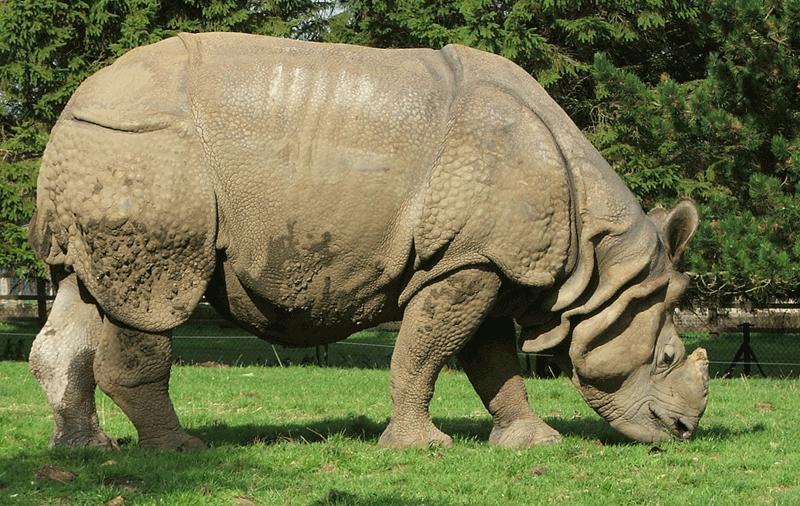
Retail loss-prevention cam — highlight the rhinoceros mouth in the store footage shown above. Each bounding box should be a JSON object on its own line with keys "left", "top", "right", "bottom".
{"left": 649, "top": 403, "right": 694, "bottom": 440}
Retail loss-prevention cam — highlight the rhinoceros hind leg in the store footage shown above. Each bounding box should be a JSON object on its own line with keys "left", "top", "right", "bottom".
{"left": 29, "top": 274, "right": 118, "bottom": 449}
{"left": 457, "top": 317, "right": 561, "bottom": 448}
{"left": 93, "top": 319, "right": 205, "bottom": 451}
{"left": 378, "top": 266, "right": 502, "bottom": 448}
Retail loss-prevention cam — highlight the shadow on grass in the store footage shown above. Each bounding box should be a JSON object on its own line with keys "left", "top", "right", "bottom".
{"left": 0, "top": 446, "right": 429, "bottom": 505}
{"left": 190, "top": 415, "right": 763, "bottom": 448}
{"left": 546, "top": 417, "right": 629, "bottom": 445}
{"left": 694, "top": 422, "right": 766, "bottom": 439}
{"left": 194, "top": 415, "right": 386, "bottom": 446}
{"left": 0, "top": 418, "right": 766, "bottom": 504}
{"left": 548, "top": 416, "right": 767, "bottom": 445}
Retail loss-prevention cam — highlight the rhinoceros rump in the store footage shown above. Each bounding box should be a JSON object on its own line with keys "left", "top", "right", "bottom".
{"left": 28, "top": 33, "right": 707, "bottom": 450}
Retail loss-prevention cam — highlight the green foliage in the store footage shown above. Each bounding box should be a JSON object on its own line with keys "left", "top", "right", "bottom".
{"left": 0, "top": 160, "right": 41, "bottom": 277}
{"left": 586, "top": 0, "right": 800, "bottom": 303}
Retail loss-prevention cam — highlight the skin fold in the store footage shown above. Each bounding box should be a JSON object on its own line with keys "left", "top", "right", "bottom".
{"left": 28, "top": 33, "right": 707, "bottom": 450}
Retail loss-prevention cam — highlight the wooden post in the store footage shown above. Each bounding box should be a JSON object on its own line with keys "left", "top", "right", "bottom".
{"left": 36, "top": 277, "right": 47, "bottom": 326}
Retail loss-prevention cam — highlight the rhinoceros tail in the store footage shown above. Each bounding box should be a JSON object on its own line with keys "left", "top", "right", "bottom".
{"left": 27, "top": 179, "right": 68, "bottom": 268}
{"left": 27, "top": 209, "right": 48, "bottom": 260}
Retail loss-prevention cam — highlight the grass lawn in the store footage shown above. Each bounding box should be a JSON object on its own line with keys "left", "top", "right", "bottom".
{"left": 0, "top": 362, "right": 798, "bottom": 505}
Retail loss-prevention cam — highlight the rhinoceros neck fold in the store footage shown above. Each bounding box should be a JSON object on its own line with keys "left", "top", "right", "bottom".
{"left": 515, "top": 80, "right": 656, "bottom": 355}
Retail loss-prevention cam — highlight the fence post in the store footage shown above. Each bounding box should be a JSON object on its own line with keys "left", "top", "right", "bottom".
{"left": 315, "top": 345, "right": 329, "bottom": 367}
{"left": 36, "top": 277, "right": 47, "bottom": 326}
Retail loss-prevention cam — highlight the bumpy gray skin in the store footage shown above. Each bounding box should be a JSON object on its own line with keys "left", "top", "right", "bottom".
{"left": 29, "top": 33, "right": 708, "bottom": 450}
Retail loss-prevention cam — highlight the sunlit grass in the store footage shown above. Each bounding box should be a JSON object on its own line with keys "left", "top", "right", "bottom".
{"left": 1, "top": 362, "right": 798, "bottom": 505}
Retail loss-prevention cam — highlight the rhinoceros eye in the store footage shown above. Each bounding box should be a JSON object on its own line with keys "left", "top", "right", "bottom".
{"left": 661, "top": 344, "right": 676, "bottom": 367}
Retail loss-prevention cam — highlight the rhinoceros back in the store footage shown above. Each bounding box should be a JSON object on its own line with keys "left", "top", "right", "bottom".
{"left": 32, "top": 37, "right": 217, "bottom": 332}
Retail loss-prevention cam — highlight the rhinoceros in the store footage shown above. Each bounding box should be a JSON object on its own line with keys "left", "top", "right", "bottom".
{"left": 28, "top": 32, "right": 708, "bottom": 451}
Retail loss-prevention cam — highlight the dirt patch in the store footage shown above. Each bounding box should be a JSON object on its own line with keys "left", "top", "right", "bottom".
{"left": 36, "top": 465, "right": 76, "bottom": 483}
{"left": 102, "top": 476, "right": 143, "bottom": 492}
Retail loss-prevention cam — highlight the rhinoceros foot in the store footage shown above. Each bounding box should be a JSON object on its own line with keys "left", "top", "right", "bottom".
{"left": 488, "top": 418, "right": 562, "bottom": 448}
{"left": 175, "top": 435, "right": 208, "bottom": 453}
{"left": 139, "top": 432, "right": 207, "bottom": 452}
{"left": 51, "top": 430, "right": 120, "bottom": 450}
{"left": 377, "top": 421, "right": 453, "bottom": 449}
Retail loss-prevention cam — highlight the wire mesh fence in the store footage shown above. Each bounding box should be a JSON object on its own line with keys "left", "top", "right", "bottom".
{"left": 4, "top": 273, "right": 800, "bottom": 376}
{"left": 3, "top": 317, "right": 800, "bottom": 377}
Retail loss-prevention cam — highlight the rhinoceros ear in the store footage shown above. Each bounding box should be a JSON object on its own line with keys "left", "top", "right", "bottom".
{"left": 650, "top": 200, "right": 699, "bottom": 264}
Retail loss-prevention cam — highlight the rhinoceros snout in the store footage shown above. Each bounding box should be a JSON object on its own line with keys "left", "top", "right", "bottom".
{"left": 671, "top": 415, "right": 697, "bottom": 441}
{"left": 648, "top": 403, "right": 699, "bottom": 441}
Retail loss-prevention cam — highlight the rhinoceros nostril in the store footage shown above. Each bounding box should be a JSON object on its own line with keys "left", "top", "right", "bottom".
{"left": 674, "top": 417, "right": 692, "bottom": 440}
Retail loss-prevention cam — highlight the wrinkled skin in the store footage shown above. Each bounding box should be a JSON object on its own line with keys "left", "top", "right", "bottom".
{"left": 28, "top": 33, "right": 707, "bottom": 451}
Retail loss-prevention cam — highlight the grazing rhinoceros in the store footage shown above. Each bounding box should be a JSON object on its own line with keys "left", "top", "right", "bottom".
{"left": 28, "top": 32, "right": 708, "bottom": 451}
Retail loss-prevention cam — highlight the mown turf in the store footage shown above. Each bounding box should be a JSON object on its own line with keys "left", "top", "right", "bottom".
{"left": 1, "top": 362, "right": 798, "bottom": 505}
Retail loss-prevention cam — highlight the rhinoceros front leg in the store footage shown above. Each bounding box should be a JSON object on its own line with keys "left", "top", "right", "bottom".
{"left": 457, "top": 317, "right": 561, "bottom": 448}
{"left": 379, "top": 266, "right": 501, "bottom": 448}
{"left": 93, "top": 320, "right": 205, "bottom": 451}
{"left": 29, "top": 274, "right": 117, "bottom": 449}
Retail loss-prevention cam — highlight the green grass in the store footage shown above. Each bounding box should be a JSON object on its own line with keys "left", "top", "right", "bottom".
{"left": 1, "top": 362, "right": 798, "bottom": 505}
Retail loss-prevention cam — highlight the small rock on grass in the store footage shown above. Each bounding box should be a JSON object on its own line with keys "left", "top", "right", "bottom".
{"left": 528, "top": 465, "right": 547, "bottom": 476}
{"left": 198, "top": 361, "right": 227, "bottom": 368}
{"left": 35, "top": 465, "right": 76, "bottom": 483}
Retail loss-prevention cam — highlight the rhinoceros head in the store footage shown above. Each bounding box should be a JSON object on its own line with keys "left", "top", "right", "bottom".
{"left": 521, "top": 200, "right": 708, "bottom": 443}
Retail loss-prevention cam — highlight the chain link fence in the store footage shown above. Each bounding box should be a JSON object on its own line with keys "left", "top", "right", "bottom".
{"left": 3, "top": 311, "right": 800, "bottom": 377}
